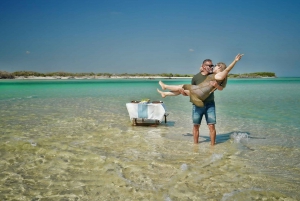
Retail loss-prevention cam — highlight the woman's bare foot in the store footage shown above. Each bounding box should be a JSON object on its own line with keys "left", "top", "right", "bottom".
{"left": 159, "top": 81, "right": 166, "bottom": 90}
{"left": 157, "top": 89, "right": 166, "bottom": 98}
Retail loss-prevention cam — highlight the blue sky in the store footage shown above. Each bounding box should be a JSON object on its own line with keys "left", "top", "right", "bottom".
{"left": 1, "top": 0, "right": 300, "bottom": 77}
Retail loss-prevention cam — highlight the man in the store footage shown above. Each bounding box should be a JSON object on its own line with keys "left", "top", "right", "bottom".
{"left": 182, "top": 59, "right": 227, "bottom": 145}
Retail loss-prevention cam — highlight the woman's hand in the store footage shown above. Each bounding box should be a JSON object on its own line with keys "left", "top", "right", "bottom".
{"left": 235, "top": 53, "right": 244, "bottom": 61}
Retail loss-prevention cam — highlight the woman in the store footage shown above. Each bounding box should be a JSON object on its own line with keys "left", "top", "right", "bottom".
{"left": 157, "top": 53, "right": 244, "bottom": 107}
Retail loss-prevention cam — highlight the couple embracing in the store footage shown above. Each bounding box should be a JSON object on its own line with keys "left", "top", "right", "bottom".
{"left": 157, "top": 54, "right": 244, "bottom": 145}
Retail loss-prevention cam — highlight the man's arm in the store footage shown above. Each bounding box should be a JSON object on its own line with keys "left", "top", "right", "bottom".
{"left": 210, "top": 78, "right": 227, "bottom": 91}
{"left": 179, "top": 88, "right": 188, "bottom": 96}
{"left": 210, "top": 81, "right": 224, "bottom": 91}
{"left": 215, "top": 82, "right": 225, "bottom": 91}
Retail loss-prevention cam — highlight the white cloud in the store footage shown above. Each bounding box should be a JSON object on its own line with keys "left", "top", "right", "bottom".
{"left": 189, "top": 49, "right": 194, "bottom": 52}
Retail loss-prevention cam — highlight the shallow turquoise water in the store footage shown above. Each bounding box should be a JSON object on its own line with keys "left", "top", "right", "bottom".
{"left": 0, "top": 78, "right": 299, "bottom": 200}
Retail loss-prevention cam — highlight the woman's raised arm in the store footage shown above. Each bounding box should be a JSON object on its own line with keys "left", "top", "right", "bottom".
{"left": 214, "top": 53, "right": 244, "bottom": 80}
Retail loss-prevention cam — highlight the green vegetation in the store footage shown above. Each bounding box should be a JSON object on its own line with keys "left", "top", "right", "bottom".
{"left": 11, "top": 71, "right": 104, "bottom": 77}
{"left": 0, "top": 71, "right": 193, "bottom": 79}
{"left": 0, "top": 71, "right": 15, "bottom": 79}
{"left": 0, "top": 70, "right": 276, "bottom": 79}
{"left": 228, "top": 72, "right": 276, "bottom": 78}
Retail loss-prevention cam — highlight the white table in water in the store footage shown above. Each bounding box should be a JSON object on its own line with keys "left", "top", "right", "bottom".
{"left": 126, "top": 102, "right": 168, "bottom": 125}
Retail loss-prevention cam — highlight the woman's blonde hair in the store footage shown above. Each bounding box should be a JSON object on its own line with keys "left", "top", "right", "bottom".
{"left": 216, "top": 62, "right": 227, "bottom": 71}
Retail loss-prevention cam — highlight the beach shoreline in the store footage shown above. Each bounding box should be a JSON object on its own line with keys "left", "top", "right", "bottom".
{"left": 9, "top": 75, "right": 278, "bottom": 80}
{"left": 12, "top": 76, "right": 193, "bottom": 80}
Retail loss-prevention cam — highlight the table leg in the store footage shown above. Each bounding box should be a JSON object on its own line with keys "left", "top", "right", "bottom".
{"left": 132, "top": 118, "right": 137, "bottom": 126}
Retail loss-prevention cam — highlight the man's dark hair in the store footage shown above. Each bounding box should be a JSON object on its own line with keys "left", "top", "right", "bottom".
{"left": 202, "top": 59, "right": 212, "bottom": 64}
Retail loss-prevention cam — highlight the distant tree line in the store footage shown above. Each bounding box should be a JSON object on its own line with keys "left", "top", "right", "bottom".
{"left": 1, "top": 70, "right": 276, "bottom": 79}
{"left": 0, "top": 71, "right": 193, "bottom": 79}
{"left": 228, "top": 72, "right": 276, "bottom": 78}
{"left": 0, "top": 71, "right": 15, "bottom": 79}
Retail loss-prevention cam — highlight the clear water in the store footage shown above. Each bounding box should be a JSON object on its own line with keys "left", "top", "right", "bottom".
{"left": 0, "top": 78, "right": 299, "bottom": 200}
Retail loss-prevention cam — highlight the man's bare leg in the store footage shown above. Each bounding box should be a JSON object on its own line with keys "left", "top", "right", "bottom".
{"left": 193, "top": 124, "right": 200, "bottom": 144}
{"left": 208, "top": 124, "right": 216, "bottom": 145}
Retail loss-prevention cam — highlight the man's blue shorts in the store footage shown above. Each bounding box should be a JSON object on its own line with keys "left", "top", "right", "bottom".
{"left": 192, "top": 101, "right": 216, "bottom": 125}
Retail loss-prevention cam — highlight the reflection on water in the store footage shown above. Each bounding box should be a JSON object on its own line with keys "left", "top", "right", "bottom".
{"left": 0, "top": 80, "right": 299, "bottom": 200}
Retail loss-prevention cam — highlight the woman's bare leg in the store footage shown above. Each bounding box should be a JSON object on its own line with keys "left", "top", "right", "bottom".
{"left": 157, "top": 89, "right": 181, "bottom": 98}
{"left": 159, "top": 81, "right": 184, "bottom": 91}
